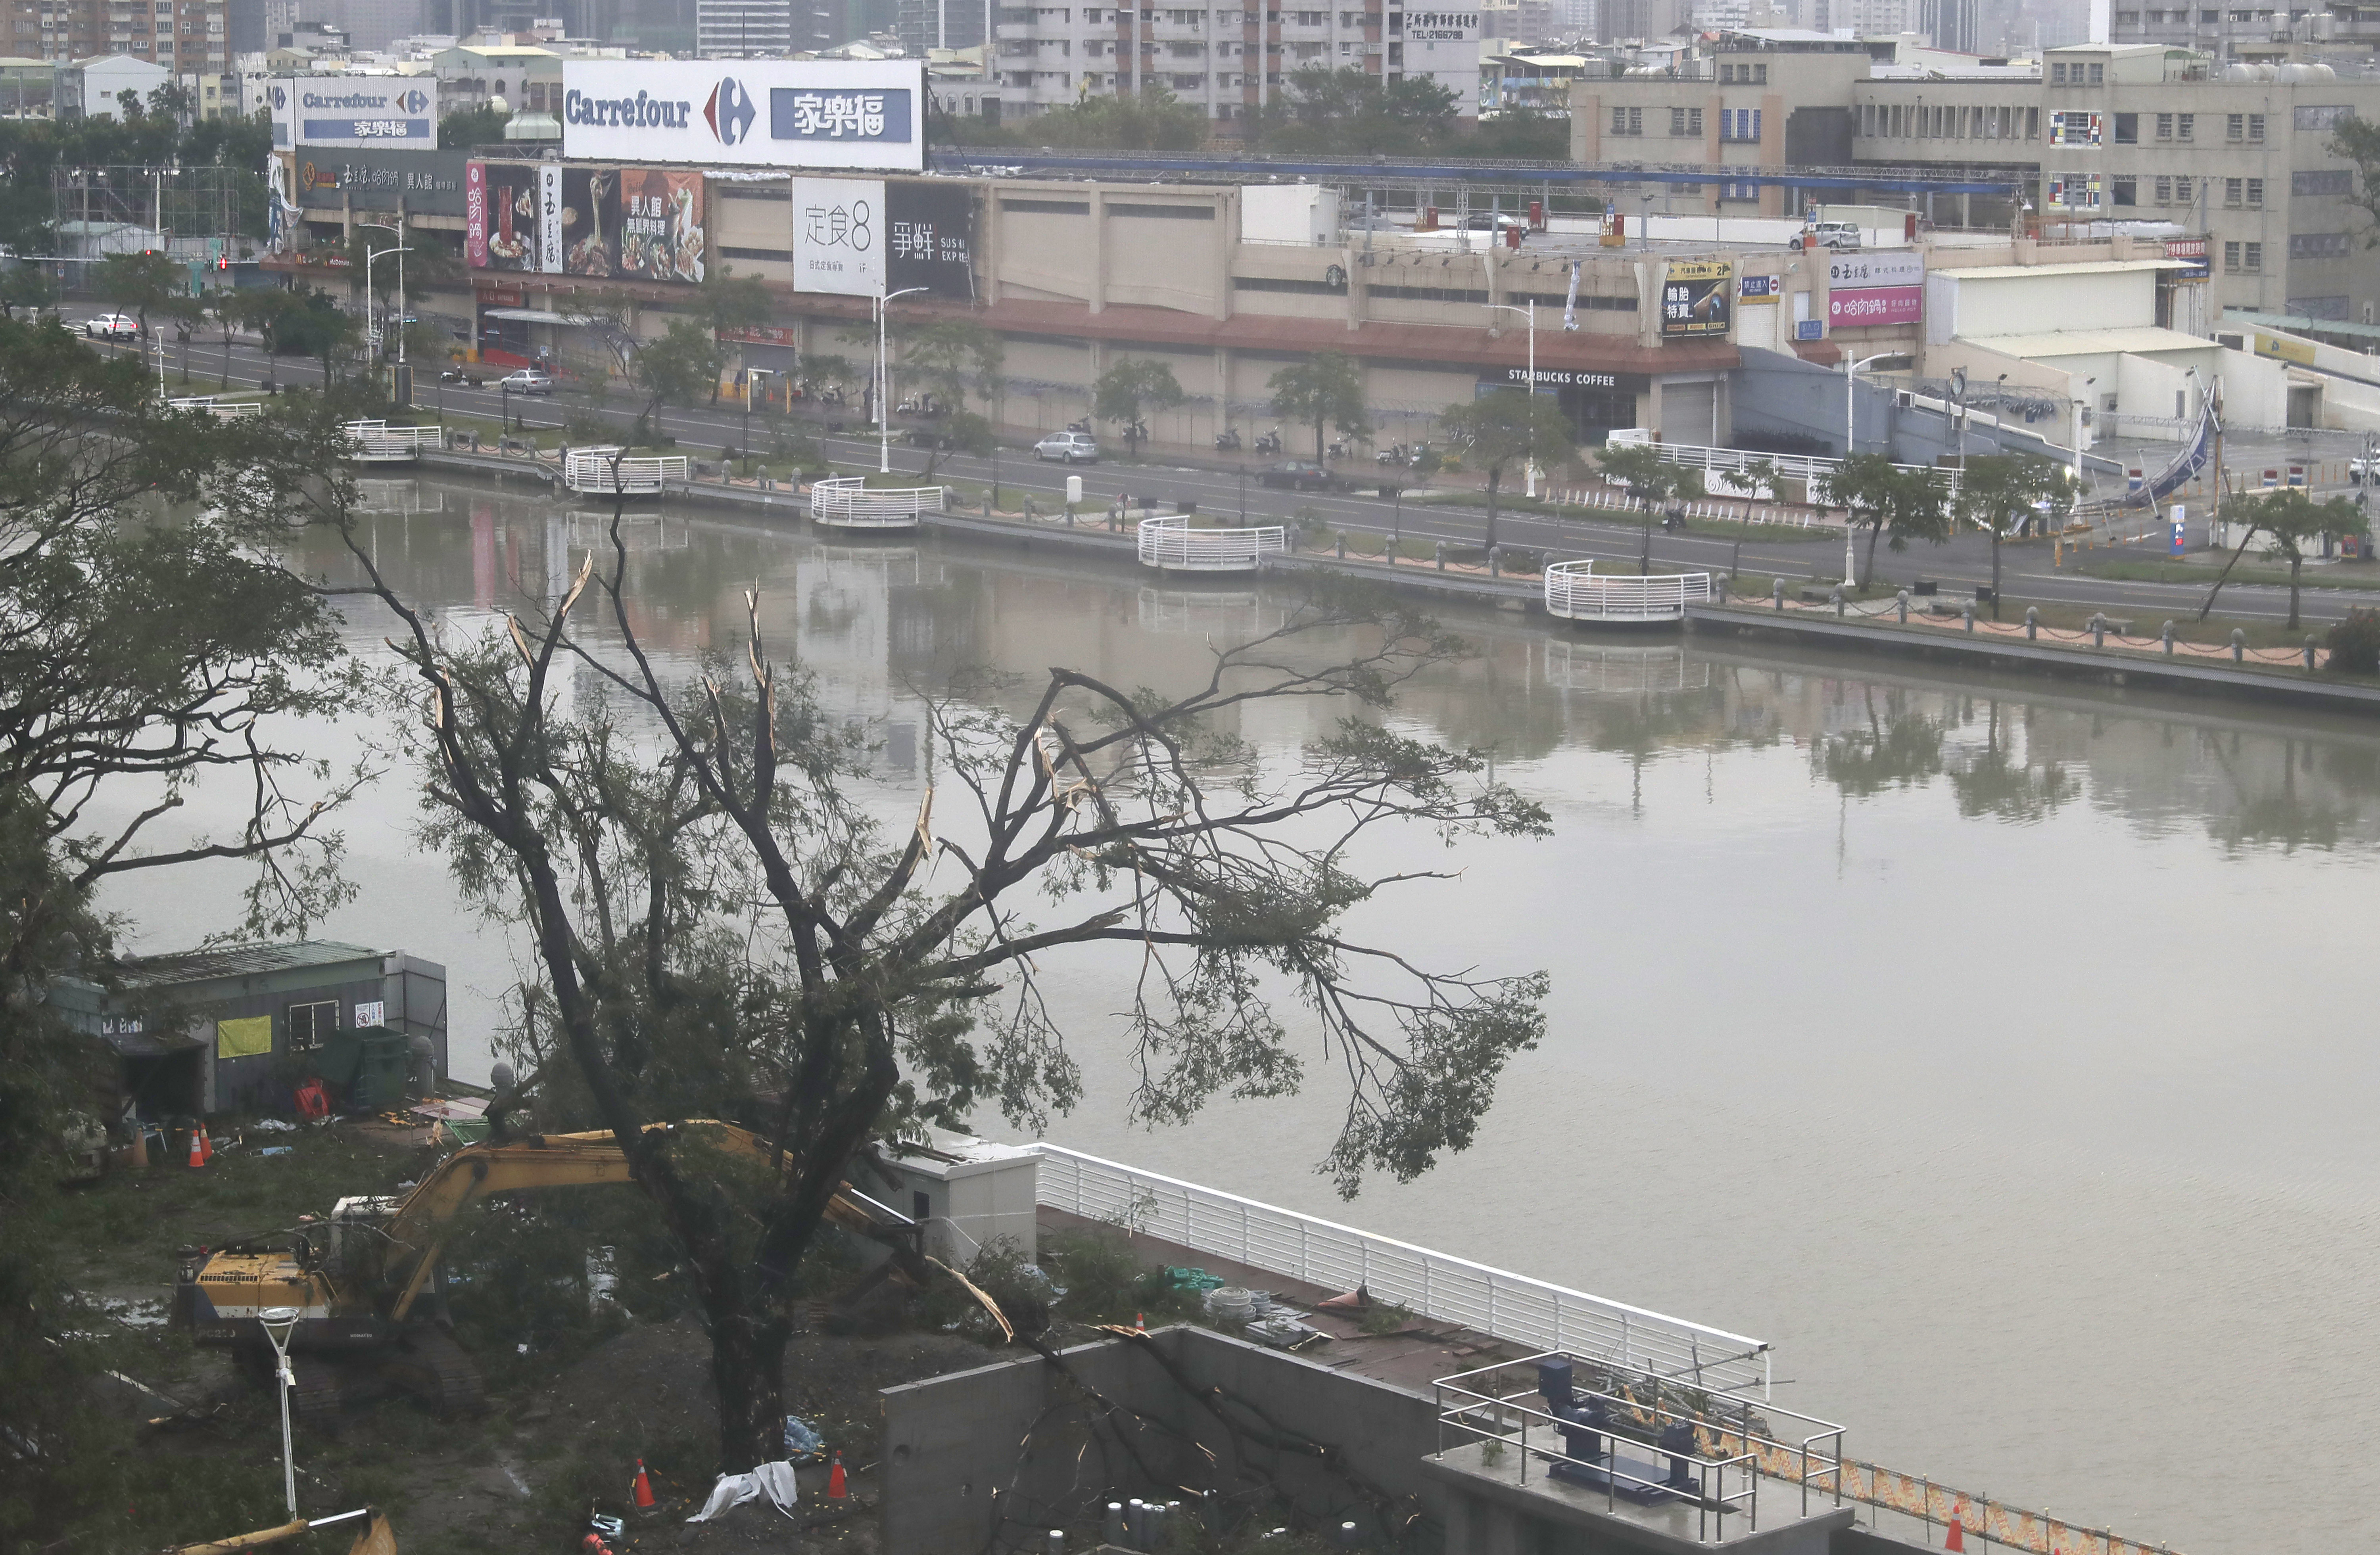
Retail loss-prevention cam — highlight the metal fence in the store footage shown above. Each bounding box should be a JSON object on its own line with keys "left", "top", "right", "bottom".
{"left": 340, "top": 420, "right": 438, "bottom": 462}
{"left": 1136, "top": 514, "right": 1290, "bottom": 573}
{"left": 1030, "top": 1143, "right": 1770, "bottom": 1396}
{"left": 810, "top": 475, "right": 944, "bottom": 529}
{"left": 562, "top": 447, "right": 689, "bottom": 495}
{"left": 1544, "top": 560, "right": 1712, "bottom": 622}
{"left": 1604, "top": 428, "right": 1957, "bottom": 495}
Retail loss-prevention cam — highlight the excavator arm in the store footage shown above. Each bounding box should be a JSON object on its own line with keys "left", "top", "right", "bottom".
{"left": 380, "top": 1121, "right": 908, "bottom": 1321}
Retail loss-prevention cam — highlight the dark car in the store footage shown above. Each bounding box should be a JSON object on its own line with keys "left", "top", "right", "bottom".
{"left": 1257, "top": 460, "right": 1334, "bottom": 491}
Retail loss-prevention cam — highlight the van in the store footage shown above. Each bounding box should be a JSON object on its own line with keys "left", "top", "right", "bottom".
{"left": 1791, "top": 221, "right": 1863, "bottom": 252}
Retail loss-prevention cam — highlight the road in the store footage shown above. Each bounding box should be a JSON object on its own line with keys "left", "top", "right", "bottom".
{"left": 102, "top": 322, "right": 2380, "bottom": 629}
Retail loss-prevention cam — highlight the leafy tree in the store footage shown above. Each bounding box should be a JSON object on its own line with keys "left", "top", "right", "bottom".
{"left": 1954, "top": 454, "right": 2068, "bottom": 618}
{"left": 157, "top": 288, "right": 205, "bottom": 384}
{"left": 440, "top": 102, "right": 513, "bottom": 148}
{"left": 331, "top": 514, "right": 1551, "bottom": 1472}
{"left": 1092, "top": 356, "right": 1185, "bottom": 458}
{"left": 263, "top": 286, "right": 359, "bottom": 389}
{"left": 0, "top": 262, "right": 56, "bottom": 318}
{"left": 1461, "top": 107, "right": 1571, "bottom": 161}
{"left": 146, "top": 81, "right": 195, "bottom": 127}
{"left": 213, "top": 285, "right": 278, "bottom": 390}
{"left": 2227, "top": 485, "right": 2365, "bottom": 629}
{"left": 0, "top": 321, "right": 358, "bottom": 1548}
{"left": 700, "top": 267, "right": 774, "bottom": 404}
{"left": 93, "top": 249, "right": 183, "bottom": 340}
{"left": 630, "top": 316, "right": 723, "bottom": 445}
{"left": 1437, "top": 389, "right": 1575, "bottom": 551}
{"left": 1820, "top": 452, "right": 1950, "bottom": 589}
{"left": 1269, "top": 350, "right": 1370, "bottom": 464}
{"left": 2330, "top": 114, "right": 2380, "bottom": 248}
{"left": 999, "top": 85, "right": 1207, "bottom": 150}
{"left": 1257, "top": 66, "right": 1459, "bottom": 156}
{"left": 1594, "top": 440, "right": 1702, "bottom": 573}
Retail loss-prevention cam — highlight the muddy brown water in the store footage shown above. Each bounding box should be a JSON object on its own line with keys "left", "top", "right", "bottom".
{"left": 100, "top": 478, "right": 2380, "bottom": 1553}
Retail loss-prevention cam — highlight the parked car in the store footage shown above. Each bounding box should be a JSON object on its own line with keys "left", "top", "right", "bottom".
{"left": 1460, "top": 211, "right": 1526, "bottom": 233}
{"left": 1035, "top": 429, "right": 1100, "bottom": 463}
{"left": 1257, "top": 460, "right": 1334, "bottom": 491}
{"left": 1789, "top": 221, "right": 1863, "bottom": 252}
{"left": 83, "top": 313, "right": 140, "bottom": 339}
{"left": 496, "top": 369, "right": 557, "bottom": 395}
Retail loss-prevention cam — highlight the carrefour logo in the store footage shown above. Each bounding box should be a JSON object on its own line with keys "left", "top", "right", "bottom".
{"left": 399, "top": 89, "right": 429, "bottom": 115}
{"left": 270, "top": 84, "right": 286, "bottom": 109}
{"left": 705, "top": 77, "right": 756, "bottom": 144}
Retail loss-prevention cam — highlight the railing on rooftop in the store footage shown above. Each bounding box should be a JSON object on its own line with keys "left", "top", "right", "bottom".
{"left": 1029, "top": 1142, "right": 1771, "bottom": 1396}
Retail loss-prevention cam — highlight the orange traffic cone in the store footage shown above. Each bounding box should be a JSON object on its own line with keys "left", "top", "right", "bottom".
{"left": 186, "top": 1128, "right": 205, "bottom": 1169}
{"left": 199, "top": 1126, "right": 214, "bottom": 1164}
{"left": 631, "top": 1459, "right": 656, "bottom": 1510}
{"left": 1134, "top": 1311, "right": 1146, "bottom": 1333}
{"left": 1944, "top": 1510, "right": 1965, "bottom": 1552}
{"left": 827, "top": 1452, "right": 847, "bottom": 1500}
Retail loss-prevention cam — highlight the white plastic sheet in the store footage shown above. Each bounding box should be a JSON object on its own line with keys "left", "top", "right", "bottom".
{"left": 685, "top": 1460, "right": 798, "bottom": 1522}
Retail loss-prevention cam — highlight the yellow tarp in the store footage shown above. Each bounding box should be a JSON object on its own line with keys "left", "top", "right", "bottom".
{"left": 215, "top": 1016, "right": 273, "bottom": 1059}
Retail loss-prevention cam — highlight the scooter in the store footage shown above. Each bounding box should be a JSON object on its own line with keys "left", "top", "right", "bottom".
{"left": 1326, "top": 437, "right": 1348, "bottom": 461}
{"left": 1377, "top": 441, "right": 1407, "bottom": 466}
{"left": 1253, "top": 428, "right": 1283, "bottom": 456}
{"left": 1067, "top": 416, "right": 1094, "bottom": 434}
{"left": 1215, "top": 427, "right": 1242, "bottom": 452}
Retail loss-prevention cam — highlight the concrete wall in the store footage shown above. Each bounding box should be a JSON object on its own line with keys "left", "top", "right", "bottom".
{"left": 879, "top": 1328, "right": 1446, "bottom": 1555}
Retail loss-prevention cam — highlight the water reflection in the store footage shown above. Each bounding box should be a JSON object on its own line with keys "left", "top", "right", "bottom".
{"left": 246, "top": 475, "right": 2380, "bottom": 1555}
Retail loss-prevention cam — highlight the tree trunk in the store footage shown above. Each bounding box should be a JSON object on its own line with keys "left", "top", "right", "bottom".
{"left": 1315, "top": 418, "right": 1326, "bottom": 464}
{"left": 1990, "top": 527, "right": 2003, "bottom": 621}
{"left": 1483, "top": 470, "right": 1499, "bottom": 552}
{"left": 708, "top": 1306, "right": 793, "bottom": 1472}
{"left": 2289, "top": 552, "right": 2303, "bottom": 630}
{"left": 1863, "top": 520, "right": 1884, "bottom": 590}
{"left": 1639, "top": 503, "right": 1653, "bottom": 575}
{"left": 220, "top": 325, "right": 231, "bottom": 390}
{"left": 2198, "top": 523, "right": 2261, "bottom": 620}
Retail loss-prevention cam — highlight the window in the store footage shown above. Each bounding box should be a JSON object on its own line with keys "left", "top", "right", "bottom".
{"left": 2246, "top": 178, "right": 2263, "bottom": 206}
{"left": 2223, "top": 239, "right": 2240, "bottom": 269}
{"left": 2248, "top": 113, "right": 2264, "bottom": 141}
{"left": 2294, "top": 169, "right": 2351, "bottom": 196}
{"left": 2051, "top": 60, "right": 2067, "bottom": 82}
{"left": 2225, "top": 176, "right": 2242, "bottom": 205}
{"left": 1670, "top": 105, "right": 1686, "bottom": 134}
{"left": 2154, "top": 174, "right": 2172, "bottom": 202}
{"left": 2290, "top": 232, "right": 2353, "bottom": 257}
{"left": 2200, "top": 6, "right": 2217, "bottom": 17}
{"left": 2226, "top": 112, "right": 2243, "bottom": 140}
{"left": 2177, "top": 112, "right": 2193, "bottom": 140}
{"left": 1754, "top": 62, "right": 1767, "bottom": 82}
{"left": 2155, "top": 111, "right": 2173, "bottom": 139}
{"left": 286, "top": 1000, "right": 337, "bottom": 1053}
{"left": 2114, "top": 8, "right": 2138, "bottom": 19}
{"left": 2114, "top": 111, "right": 2136, "bottom": 142}
{"left": 1721, "top": 107, "right": 1761, "bottom": 141}
{"left": 1721, "top": 179, "right": 1758, "bottom": 200}
{"left": 2088, "top": 61, "right": 2104, "bottom": 82}
{"left": 1610, "top": 105, "right": 1640, "bottom": 134}
{"left": 2113, "top": 175, "right": 2136, "bottom": 205}
{"left": 2244, "top": 241, "right": 2262, "bottom": 270}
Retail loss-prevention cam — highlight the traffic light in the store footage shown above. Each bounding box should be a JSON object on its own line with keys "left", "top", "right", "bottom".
{"left": 216, "top": 255, "right": 228, "bottom": 270}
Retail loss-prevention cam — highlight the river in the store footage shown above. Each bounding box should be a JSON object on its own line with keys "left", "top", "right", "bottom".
{"left": 109, "top": 474, "right": 2380, "bottom": 1553}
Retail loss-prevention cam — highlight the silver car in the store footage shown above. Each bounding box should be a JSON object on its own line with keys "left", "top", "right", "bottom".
{"left": 1035, "top": 430, "right": 1099, "bottom": 463}
{"left": 496, "top": 369, "right": 557, "bottom": 395}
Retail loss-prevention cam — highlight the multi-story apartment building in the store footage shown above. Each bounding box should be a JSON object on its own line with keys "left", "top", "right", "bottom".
{"left": 1575, "top": 34, "right": 2380, "bottom": 324}
{"left": 989, "top": 0, "right": 1474, "bottom": 124}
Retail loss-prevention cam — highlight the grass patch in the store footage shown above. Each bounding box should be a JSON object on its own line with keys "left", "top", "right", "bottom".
{"left": 2071, "top": 556, "right": 2380, "bottom": 592}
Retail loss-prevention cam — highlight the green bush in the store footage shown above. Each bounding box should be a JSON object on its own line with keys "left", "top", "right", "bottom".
{"left": 1042, "top": 1226, "right": 1201, "bottom": 1330}
{"left": 2328, "top": 608, "right": 2380, "bottom": 675}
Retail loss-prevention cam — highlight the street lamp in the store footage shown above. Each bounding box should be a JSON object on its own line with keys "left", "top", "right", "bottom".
{"left": 258, "top": 1306, "right": 302, "bottom": 1519}
{"left": 356, "top": 219, "right": 409, "bottom": 366}
{"left": 874, "top": 285, "right": 927, "bottom": 474}
{"left": 1843, "top": 350, "right": 1908, "bottom": 585}
{"left": 743, "top": 366, "right": 775, "bottom": 475}
{"left": 1485, "top": 299, "right": 1540, "bottom": 497}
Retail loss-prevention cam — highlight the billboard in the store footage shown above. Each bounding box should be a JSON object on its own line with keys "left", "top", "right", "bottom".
{"left": 269, "top": 79, "right": 294, "bottom": 151}
{"left": 285, "top": 77, "right": 436, "bottom": 149}
{"left": 887, "top": 181, "right": 975, "bottom": 299}
{"left": 619, "top": 168, "right": 707, "bottom": 284}
{"left": 1824, "top": 250, "right": 1922, "bottom": 327}
{"left": 562, "top": 60, "right": 924, "bottom": 173}
{"left": 1660, "top": 259, "right": 1732, "bottom": 337}
{"left": 296, "top": 148, "right": 471, "bottom": 216}
{"left": 559, "top": 167, "right": 620, "bottom": 276}
{"left": 792, "top": 176, "right": 882, "bottom": 296}
{"left": 469, "top": 162, "right": 706, "bottom": 283}
{"left": 468, "top": 161, "right": 551, "bottom": 272}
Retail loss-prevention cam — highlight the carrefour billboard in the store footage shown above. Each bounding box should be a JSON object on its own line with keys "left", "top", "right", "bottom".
{"left": 283, "top": 77, "right": 437, "bottom": 149}
{"left": 561, "top": 60, "right": 923, "bottom": 173}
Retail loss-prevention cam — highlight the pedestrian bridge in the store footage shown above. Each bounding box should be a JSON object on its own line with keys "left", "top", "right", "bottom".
{"left": 810, "top": 476, "right": 943, "bottom": 531}
{"left": 1137, "top": 514, "right": 1290, "bottom": 573}
{"left": 1543, "top": 561, "right": 1712, "bottom": 624}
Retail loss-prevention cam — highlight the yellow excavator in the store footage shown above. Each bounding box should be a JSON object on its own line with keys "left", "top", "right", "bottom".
{"left": 173, "top": 1120, "right": 924, "bottom": 1422}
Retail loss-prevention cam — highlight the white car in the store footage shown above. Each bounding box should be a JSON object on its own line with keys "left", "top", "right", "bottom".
{"left": 83, "top": 313, "right": 140, "bottom": 339}
{"left": 1035, "top": 430, "right": 1099, "bottom": 463}
{"left": 1789, "top": 221, "right": 1863, "bottom": 253}
{"left": 495, "top": 369, "right": 556, "bottom": 395}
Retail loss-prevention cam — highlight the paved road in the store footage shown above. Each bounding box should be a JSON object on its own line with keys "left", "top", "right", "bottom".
{"left": 102, "top": 322, "right": 2380, "bottom": 628}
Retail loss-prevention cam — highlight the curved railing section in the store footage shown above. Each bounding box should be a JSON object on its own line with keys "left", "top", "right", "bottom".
{"left": 809, "top": 475, "right": 944, "bottom": 530}
{"left": 1544, "top": 560, "right": 1711, "bottom": 623}
{"left": 171, "top": 396, "right": 261, "bottom": 421}
{"left": 562, "top": 447, "right": 689, "bottom": 495}
{"left": 1136, "top": 513, "right": 1289, "bottom": 573}
{"left": 341, "top": 420, "right": 439, "bottom": 462}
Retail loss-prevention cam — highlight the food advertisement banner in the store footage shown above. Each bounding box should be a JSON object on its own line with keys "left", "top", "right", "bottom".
{"left": 1660, "top": 259, "right": 1732, "bottom": 337}
{"left": 1827, "top": 286, "right": 1924, "bottom": 327}
{"left": 468, "top": 161, "right": 706, "bottom": 284}
{"left": 792, "top": 176, "right": 883, "bottom": 297}
{"left": 618, "top": 168, "right": 707, "bottom": 284}
{"left": 467, "top": 161, "right": 549, "bottom": 272}
{"left": 885, "top": 180, "right": 974, "bottom": 300}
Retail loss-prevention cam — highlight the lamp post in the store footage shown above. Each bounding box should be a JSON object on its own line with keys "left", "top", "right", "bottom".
{"left": 743, "top": 367, "right": 775, "bottom": 475}
{"left": 356, "top": 219, "right": 407, "bottom": 365}
{"left": 1486, "top": 299, "right": 1539, "bottom": 497}
{"left": 1843, "top": 350, "right": 1906, "bottom": 586}
{"left": 258, "top": 1306, "right": 301, "bottom": 1519}
{"left": 874, "top": 285, "right": 927, "bottom": 474}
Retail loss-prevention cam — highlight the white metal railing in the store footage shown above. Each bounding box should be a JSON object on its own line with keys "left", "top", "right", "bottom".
{"left": 1604, "top": 428, "right": 1955, "bottom": 495}
{"left": 1029, "top": 1142, "right": 1770, "bottom": 1397}
{"left": 341, "top": 420, "right": 438, "bottom": 461}
{"left": 169, "top": 395, "right": 260, "bottom": 420}
{"left": 809, "top": 475, "right": 944, "bottom": 529}
{"left": 1544, "top": 560, "right": 1712, "bottom": 623}
{"left": 1136, "top": 513, "right": 1290, "bottom": 573}
{"left": 563, "top": 447, "right": 689, "bottom": 495}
